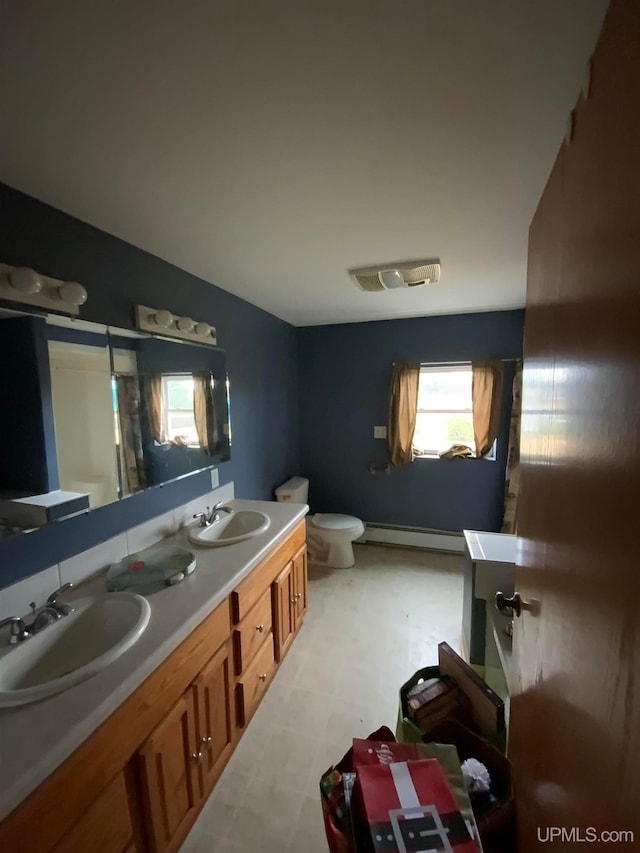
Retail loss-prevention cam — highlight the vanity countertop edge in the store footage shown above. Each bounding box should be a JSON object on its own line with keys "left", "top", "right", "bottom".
{"left": 0, "top": 498, "right": 308, "bottom": 822}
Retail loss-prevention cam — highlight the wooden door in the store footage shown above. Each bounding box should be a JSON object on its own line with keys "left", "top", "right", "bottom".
{"left": 292, "top": 544, "right": 307, "bottom": 628}
{"left": 273, "top": 560, "right": 296, "bottom": 661}
{"left": 194, "top": 639, "right": 235, "bottom": 798}
{"left": 510, "top": 1, "right": 640, "bottom": 849}
{"left": 138, "top": 688, "right": 200, "bottom": 853}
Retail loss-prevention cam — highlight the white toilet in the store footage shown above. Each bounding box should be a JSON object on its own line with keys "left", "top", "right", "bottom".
{"left": 274, "top": 477, "right": 364, "bottom": 569}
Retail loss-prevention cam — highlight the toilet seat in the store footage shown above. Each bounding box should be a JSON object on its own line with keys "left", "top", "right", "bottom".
{"left": 311, "top": 513, "right": 363, "bottom": 532}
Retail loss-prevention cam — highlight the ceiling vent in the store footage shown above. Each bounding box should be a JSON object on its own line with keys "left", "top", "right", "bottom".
{"left": 348, "top": 260, "right": 441, "bottom": 292}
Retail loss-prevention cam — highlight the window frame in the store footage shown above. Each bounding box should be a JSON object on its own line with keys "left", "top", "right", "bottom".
{"left": 413, "top": 362, "right": 496, "bottom": 460}
{"left": 160, "top": 373, "right": 199, "bottom": 447}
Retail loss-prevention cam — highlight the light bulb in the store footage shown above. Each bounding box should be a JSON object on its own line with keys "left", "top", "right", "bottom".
{"left": 9, "top": 267, "right": 43, "bottom": 295}
{"left": 59, "top": 281, "right": 88, "bottom": 306}
{"left": 195, "top": 322, "right": 211, "bottom": 337}
{"left": 177, "top": 316, "right": 195, "bottom": 332}
{"left": 153, "top": 309, "right": 173, "bottom": 328}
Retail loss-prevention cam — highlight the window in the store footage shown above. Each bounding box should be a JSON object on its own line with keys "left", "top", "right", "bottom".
{"left": 160, "top": 374, "right": 199, "bottom": 445}
{"left": 413, "top": 364, "right": 482, "bottom": 457}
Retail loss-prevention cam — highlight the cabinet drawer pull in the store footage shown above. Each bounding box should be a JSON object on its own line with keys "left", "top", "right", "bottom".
{"left": 191, "top": 751, "right": 203, "bottom": 762}
{"left": 290, "top": 597, "right": 296, "bottom": 605}
{"left": 258, "top": 673, "right": 267, "bottom": 682}
{"left": 295, "top": 593, "right": 302, "bottom": 601}
{"left": 202, "top": 735, "right": 212, "bottom": 744}
{"left": 256, "top": 623, "right": 265, "bottom": 633}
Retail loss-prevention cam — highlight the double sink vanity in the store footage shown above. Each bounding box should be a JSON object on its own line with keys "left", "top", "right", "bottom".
{"left": 0, "top": 498, "right": 308, "bottom": 853}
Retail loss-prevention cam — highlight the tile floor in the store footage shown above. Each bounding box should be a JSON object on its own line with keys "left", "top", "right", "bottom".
{"left": 180, "top": 543, "right": 464, "bottom": 853}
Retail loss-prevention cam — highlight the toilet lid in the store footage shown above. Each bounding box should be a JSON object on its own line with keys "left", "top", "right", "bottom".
{"left": 311, "top": 513, "right": 362, "bottom": 530}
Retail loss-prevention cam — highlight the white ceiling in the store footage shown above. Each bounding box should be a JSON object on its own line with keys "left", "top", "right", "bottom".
{"left": 0, "top": 1, "right": 609, "bottom": 327}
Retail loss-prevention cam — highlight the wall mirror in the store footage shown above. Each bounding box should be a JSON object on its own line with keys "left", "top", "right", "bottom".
{"left": 0, "top": 311, "right": 230, "bottom": 532}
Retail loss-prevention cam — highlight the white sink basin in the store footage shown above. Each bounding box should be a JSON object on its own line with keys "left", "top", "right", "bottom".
{"left": 189, "top": 510, "right": 271, "bottom": 547}
{"left": 0, "top": 592, "right": 151, "bottom": 708}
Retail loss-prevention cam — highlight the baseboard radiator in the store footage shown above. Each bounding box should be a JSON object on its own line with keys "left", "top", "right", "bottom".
{"left": 360, "top": 522, "right": 464, "bottom": 554}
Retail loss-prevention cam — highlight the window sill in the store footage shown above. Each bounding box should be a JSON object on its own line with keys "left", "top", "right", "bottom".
{"left": 413, "top": 453, "right": 496, "bottom": 462}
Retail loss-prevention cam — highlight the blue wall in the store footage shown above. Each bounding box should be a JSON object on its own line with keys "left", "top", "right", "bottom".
{"left": 297, "top": 310, "right": 524, "bottom": 533}
{"left": 0, "top": 181, "right": 525, "bottom": 588}
{"left": 0, "top": 183, "right": 299, "bottom": 588}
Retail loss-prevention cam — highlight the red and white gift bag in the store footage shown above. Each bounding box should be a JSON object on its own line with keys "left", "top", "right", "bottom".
{"left": 352, "top": 738, "right": 425, "bottom": 768}
{"left": 357, "top": 758, "right": 480, "bottom": 853}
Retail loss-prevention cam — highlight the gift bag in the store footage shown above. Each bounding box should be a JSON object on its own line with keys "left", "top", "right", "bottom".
{"left": 320, "top": 727, "right": 396, "bottom": 853}
{"left": 352, "top": 738, "right": 481, "bottom": 848}
{"left": 357, "top": 758, "right": 481, "bottom": 853}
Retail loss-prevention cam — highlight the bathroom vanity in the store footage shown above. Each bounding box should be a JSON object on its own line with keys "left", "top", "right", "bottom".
{"left": 0, "top": 499, "right": 307, "bottom": 853}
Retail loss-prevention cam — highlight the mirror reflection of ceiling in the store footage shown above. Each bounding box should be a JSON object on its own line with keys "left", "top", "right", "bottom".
{"left": 0, "top": 1, "right": 608, "bottom": 326}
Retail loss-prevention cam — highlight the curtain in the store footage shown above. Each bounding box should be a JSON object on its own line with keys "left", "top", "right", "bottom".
{"left": 387, "top": 362, "right": 421, "bottom": 466}
{"left": 501, "top": 360, "right": 523, "bottom": 533}
{"left": 193, "top": 371, "right": 219, "bottom": 456}
{"left": 471, "top": 360, "right": 504, "bottom": 457}
{"left": 143, "top": 375, "right": 164, "bottom": 443}
{"left": 115, "top": 375, "right": 147, "bottom": 493}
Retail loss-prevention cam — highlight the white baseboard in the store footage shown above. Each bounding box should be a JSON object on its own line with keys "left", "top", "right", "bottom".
{"left": 360, "top": 523, "right": 464, "bottom": 554}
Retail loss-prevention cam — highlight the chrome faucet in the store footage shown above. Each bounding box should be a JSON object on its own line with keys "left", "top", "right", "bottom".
{"left": 192, "top": 501, "right": 234, "bottom": 527}
{"left": 46, "top": 583, "right": 74, "bottom": 616}
{"left": 0, "top": 616, "right": 31, "bottom": 645}
{"left": 0, "top": 583, "right": 75, "bottom": 645}
{"left": 210, "top": 501, "right": 233, "bottom": 523}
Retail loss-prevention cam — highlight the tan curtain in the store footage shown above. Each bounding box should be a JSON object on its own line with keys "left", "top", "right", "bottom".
{"left": 387, "top": 362, "right": 420, "bottom": 466}
{"left": 143, "top": 375, "right": 164, "bottom": 443}
{"left": 193, "top": 371, "right": 218, "bottom": 455}
{"left": 472, "top": 360, "right": 504, "bottom": 457}
{"left": 502, "top": 361, "right": 523, "bottom": 533}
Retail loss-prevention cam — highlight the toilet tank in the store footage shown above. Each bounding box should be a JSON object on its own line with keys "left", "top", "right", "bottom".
{"left": 275, "top": 476, "right": 309, "bottom": 503}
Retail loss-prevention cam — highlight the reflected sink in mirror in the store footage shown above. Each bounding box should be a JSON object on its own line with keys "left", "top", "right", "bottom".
{"left": 189, "top": 510, "right": 270, "bottom": 547}
{"left": 0, "top": 592, "right": 151, "bottom": 708}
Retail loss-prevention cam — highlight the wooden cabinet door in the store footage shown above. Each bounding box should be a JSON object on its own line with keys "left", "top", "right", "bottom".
{"left": 52, "top": 771, "right": 134, "bottom": 853}
{"left": 292, "top": 544, "right": 307, "bottom": 628}
{"left": 194, "top": 639, "right": 235, "bottom": 798}
{"left": 273, "top": 560, "right": 296, "bottom": 662}
{"left": 138, "top": 688, "right": 200, "bottom": 853}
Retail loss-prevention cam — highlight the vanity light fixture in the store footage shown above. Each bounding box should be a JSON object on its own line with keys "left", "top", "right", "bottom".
{"left": 136, "top": 304, "right": 218, "bottom": 346}
{"left": 0, "top": 263, "right": 88, "bottom": 316}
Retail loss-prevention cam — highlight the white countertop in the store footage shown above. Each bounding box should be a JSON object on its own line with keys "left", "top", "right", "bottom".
{"left": 0, "top": 499, "right": 308, "bottom": 821}
{"left": 463, "top": 530, "right": 518, "bottom": 564}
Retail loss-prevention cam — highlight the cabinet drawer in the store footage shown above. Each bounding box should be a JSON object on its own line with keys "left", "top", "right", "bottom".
{"left": 236, "top": 634, "right": 276, "bottom": 726}
{"left": 232, "top": 521, "right": 305, "bottom": 622}
{"left": 52, "top": 770, "right": 133, "bottom": 853}
{"left": 233, "top": 586, "right": 273, "bottom": 675}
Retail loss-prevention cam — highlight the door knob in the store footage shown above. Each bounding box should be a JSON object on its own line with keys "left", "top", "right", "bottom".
{"left": 259, "top": 673, "right": 267, "bottom": 682}
{"left": 202, "top": 735, "right": 212, "bottom": 744}
{"left": 495, "top": 591, "right": 522, "bottom": 617}
{"left": 256, "top": 624, "right": 264, "bottom": 633}
{"left": 191, "top": 751, "right": 203, "bottom": 762}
